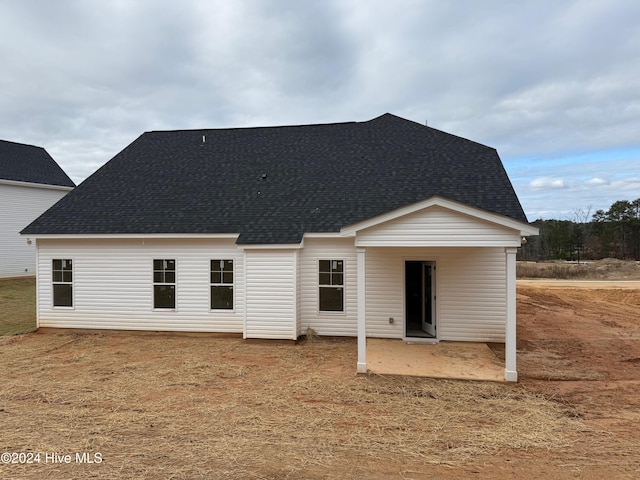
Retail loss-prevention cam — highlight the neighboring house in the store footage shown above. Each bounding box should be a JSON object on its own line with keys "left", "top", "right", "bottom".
{"left": 0, "top": 140, "right": 75, "bottom": 278}
{"left": 22, "top": 114, "right": 537, "bottom": 381}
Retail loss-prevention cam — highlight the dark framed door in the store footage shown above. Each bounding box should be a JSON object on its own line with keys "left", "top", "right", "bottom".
{"left": 405, "top": 261, "right": 436, "bottom": 337}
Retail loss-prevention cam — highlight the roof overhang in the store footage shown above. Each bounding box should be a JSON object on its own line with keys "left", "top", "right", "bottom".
{"left": 1, "top": 178, "right": 74, "bottom": 191}
{"left": 21, "top": 233, "right": 241, "bottom": 240}
{"left": 237, "top": 242, "right": 305, "bottom": 250}
{"left": 340, "top": 196, "right": 539, "bottom": 237}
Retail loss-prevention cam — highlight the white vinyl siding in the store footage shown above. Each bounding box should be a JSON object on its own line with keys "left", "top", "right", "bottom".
{"left": 299, "top": 238, "right": 357, "bottom": 336}
{"left": 364, "top": 247, "right": 507, "bottom": 342}
{"left": 35, "top": 217, "right": 514, "bottom": 341}
{"left": 36, "top": 238, "right": 244, "bottom": 333}
{"left": 0, "top": 182, "right": 71, "bottom": 278}
{"left": 244, "top": 249, "right": 297, "bottom": 339}
{"left": 355, "top": 205, "right": 521, "bottom": 247}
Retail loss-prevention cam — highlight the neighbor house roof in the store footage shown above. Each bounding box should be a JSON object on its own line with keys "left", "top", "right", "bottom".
{"left": 0, "top": 139, "right": 75, "bottom": 188}
{"left": 22, "top": 114, "right": 528, "bottom": 243}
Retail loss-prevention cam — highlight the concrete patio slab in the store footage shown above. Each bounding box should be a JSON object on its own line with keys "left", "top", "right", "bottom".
{"left": 366, "top": 338, "right": 505, "bottom": 382}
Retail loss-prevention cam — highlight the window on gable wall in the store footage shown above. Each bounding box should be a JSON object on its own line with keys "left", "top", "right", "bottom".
{"left": 153, "top": 259, "right": 176, "bottom": 309}
{"left": 319, "top": 259, "right": 344, "bottom": 312}
{"left": 211, "top": 259, "right": 234, "bottom": 309}
{"left": 52, "top": 259, "right": 73, "bottom": 307}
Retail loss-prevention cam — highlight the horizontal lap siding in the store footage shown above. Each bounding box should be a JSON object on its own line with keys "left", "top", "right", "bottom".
{"left": 299, "top": 238, "right": 357, "bottom": 336}
{"left": 245, "top": 249, "right": 297, "bottom": 339}
{"left": 437, "top": 248, "right": 506, "bottom": 341}
{"left": 37, "top": 238, "right": 244, "bottom": 332}
{"left": 356, "top": 206, "right": 520, "bottom": 247}
{"left": 0, "top": 183, "right": 69, "bottom": 277}
{"left": 363, "top": 247, "right": 404, "bottom": 338}
{"left": 365, "top": 247, "right": 506, "bottom": 342}
{"left": 36, "top": 238, "right": 509, "bottom": 342}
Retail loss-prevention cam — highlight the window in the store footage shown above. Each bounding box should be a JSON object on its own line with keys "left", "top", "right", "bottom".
{"left": 153, "top": 259, "right": 175, "bottom": 309}
{"left": 52, "top": 259, "right": 73, "bottom": 307}
{"left": 319, "top": 259, "right": 344, "bottom": 312}
{"left": 211, "top": 259, "right": 233, "bottom": 309}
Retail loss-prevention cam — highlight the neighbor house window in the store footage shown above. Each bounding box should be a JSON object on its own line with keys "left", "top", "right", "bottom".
{"left": 153, "top": 259, "right": 176, "bottom": 309}
{"left": 52, "top": 259, "right": 73, "bottom": 307}
{"left": 319, "top": 259, "right": 344, "bottom": 312}
{"left": 211, "top": 259, "right": 233, "bottom": 309}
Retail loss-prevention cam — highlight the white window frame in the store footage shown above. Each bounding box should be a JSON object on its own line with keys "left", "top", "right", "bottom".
{"left": 52, "top": 258, "right": 74, "bottom": 308}
{"left": 153, "top": 259, "right": 176, "bottom": 310}
{"left": 318, "top": 259, "right": 345, "bottom": 314}
{"left": 210, "top": 259, "right": 234, "bottom": 311}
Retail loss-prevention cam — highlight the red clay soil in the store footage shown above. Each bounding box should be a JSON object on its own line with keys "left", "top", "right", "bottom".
{"left": 501, "top": 282, "right": 640, "bottom": 479}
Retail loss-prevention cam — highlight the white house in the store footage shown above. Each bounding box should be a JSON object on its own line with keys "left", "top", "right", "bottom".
{"left": 22, "top": 114, "right": 537, "bottom": 381}
{"left": 1, "top": 140, "right": 74, "bottom": 278}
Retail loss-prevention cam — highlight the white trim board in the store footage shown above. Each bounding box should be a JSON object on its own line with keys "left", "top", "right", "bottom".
{"left": 340, "top": 196, "right": 538, "bottom": 237}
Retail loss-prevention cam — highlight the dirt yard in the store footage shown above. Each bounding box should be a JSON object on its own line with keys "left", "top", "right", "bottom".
{"left": 1, "top": 281, "right": 639, "bottom": 479}
{"left": 512, "top": 281, "right": 640, "bottom": 478}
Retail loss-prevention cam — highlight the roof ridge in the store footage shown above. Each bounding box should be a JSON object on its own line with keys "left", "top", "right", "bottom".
{"left": 0, "top": 138, "right": 46, "bottom": 150}
{"left": 145, "top": 119, "right": 359, "bottom": 135}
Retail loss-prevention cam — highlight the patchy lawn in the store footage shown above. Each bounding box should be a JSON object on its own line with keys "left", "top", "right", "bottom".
{"left": 0, "top": 277, "right": 36, "bottom": 335}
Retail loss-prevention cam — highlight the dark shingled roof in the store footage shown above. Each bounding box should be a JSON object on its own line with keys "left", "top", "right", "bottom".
{"left": 22, "top": 114, "right": 527, "bottom": 243}
{"left": 0, "top": 140, "right": 75, "bottom": 188}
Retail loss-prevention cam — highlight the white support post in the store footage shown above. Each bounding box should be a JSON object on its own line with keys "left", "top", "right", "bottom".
{"left": 242, "top": 249, "right": 248, "bottom": 339}
{"left": 356, "top": 248, "right": 367, "bottom": 373}
{"left": 504, "top": 247, "right": 518, "bottom": 382}
{"left": 35, "top": 240, "right": 40, "bottom": 329}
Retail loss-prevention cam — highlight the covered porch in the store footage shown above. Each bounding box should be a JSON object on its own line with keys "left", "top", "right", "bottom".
{"left": 340, "top": 197, "right": 538, "bottom": 382}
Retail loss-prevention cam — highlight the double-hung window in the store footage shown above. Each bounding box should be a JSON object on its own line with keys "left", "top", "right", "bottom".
{"left": 52, "top": 259, "right": 73, "bottom": 307}
{"left": 153, "top": 259, "right": 176, "bottom": 309}
{"left": 319, "top": 259, "right": 344, "bottom": 312}
{"left": 211, "top": 259, "right": 233, "bottom": 310}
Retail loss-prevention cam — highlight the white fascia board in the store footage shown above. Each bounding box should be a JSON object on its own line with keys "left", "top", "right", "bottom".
{"left": 0, "top": 179, "right": 74, "bottom": 191}
{"left": 237, "top": 241, "right": 304, "bottom": 250}
{"left": 356, "top": 239, "right": 524, "bottom": 248}
{"left": 340, "top": 196, "right": 539, "bottom": 236}
{"left": 302, "top": 232, "right": 347, "bottom": 238}
{"left": 21, "top": 233, "right": 241, "bottom": 240}
{"left": 518, "top": 223, "right": 539, "bottom": 236}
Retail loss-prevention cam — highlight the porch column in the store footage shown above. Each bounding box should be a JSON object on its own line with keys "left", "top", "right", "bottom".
{"left": 356, "top": 247, "right": 367, "bottom": 373}
{"left": 504, "top": 247, "right": 518, "bottom": 382}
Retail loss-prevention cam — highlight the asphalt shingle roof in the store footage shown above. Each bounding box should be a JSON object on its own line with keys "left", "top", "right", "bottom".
{"left": 0, "top": 140, "right": 75, "bottom": 188}
{"left": 22, "top": 114, "right": 528, "bottom": 243}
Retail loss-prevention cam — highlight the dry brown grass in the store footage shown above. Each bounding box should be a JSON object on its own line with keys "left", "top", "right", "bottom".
{"left": 0, "top": 331, "right": 588, "bottom": 479}
{"left": 517, "top": 258, "right": 640, "bottom": 280}
{"left": 0, "top": 277, "right": 36, "bottom": 335}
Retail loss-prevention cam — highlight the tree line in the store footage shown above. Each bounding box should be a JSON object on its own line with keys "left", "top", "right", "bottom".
{"left": 518, "top": 198, "right": 640, "bottom": 261}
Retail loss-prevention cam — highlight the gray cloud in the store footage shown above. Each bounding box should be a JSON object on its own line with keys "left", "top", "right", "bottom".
{"left": 1, "top": 0, "right": 638, "bottom": 219}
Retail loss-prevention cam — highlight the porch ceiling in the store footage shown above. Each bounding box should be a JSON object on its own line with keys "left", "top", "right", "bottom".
{"left": 366, "top": 338, "right": 504, "bottom": 382}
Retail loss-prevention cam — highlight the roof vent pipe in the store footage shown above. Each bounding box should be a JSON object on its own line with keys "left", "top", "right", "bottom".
{"left": 425, "top": 120, "right": 428, "bottom": 126}
{"left": 202, "top": 135, "right": 206, "bottom": 143}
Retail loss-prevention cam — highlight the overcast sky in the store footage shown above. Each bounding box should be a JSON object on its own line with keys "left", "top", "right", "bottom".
{"left": 1, "top": 0, "right": 639, "bottom": 221}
